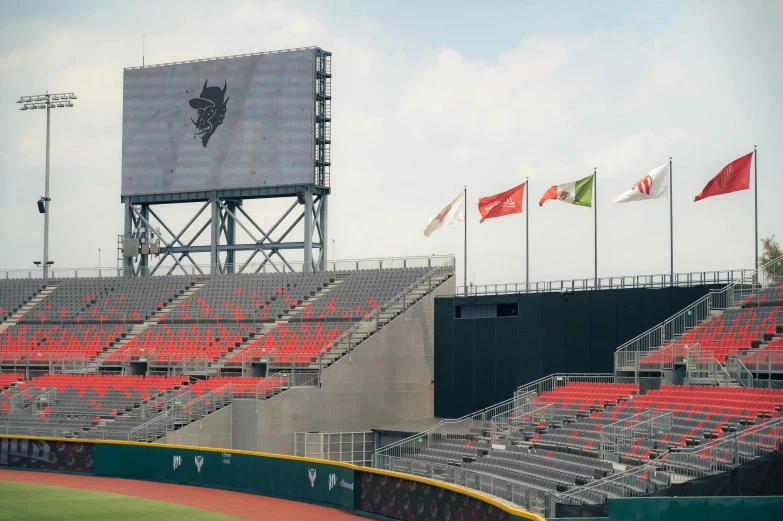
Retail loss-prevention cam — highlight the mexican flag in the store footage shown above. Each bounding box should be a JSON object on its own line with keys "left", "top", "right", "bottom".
{"left": 538, "top": 174, "right": 594, "bottom": 207}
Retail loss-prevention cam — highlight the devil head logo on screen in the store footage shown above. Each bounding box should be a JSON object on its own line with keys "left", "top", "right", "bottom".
{"left": 188, "top": 80, "right": 229, "bottom": 148}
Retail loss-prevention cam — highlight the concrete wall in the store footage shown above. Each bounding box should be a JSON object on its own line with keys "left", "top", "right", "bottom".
{"left": 162, "top": 403, "right": 233, "bottom": 448}
{"left": 227, "top": 275, "right": 455, "bottom": 454}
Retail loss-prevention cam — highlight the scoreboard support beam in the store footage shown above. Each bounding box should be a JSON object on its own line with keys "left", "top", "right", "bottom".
{"left": 121, "top": 188, "right": 329, "bottom": 277}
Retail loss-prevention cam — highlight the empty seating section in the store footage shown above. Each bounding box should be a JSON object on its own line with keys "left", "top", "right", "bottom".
{"left": 744, "top": 281, "right": 783, "bottom": 305}
{"left": 526, "top": 383, "right": 640, "bottom": 454}
{"left": 21, "top": 278, "right": 193, "bottom": 324}
{"left": 0, "top": 267, "right": 448, "bottom": 441}
{"left": 0, "top": 323, "right": 130, "bottom": 359}
{"left": 638, "top": 276, "right": 783, "bottom": 369}
{"left": 83, "top": 277, "right": 195, "bottom": 322}
{"left": 186, "top": 375, "right": 288, "bottom": 398}
{"left": 125, "top": 323, "right": 249, "bottom": 362}
{"left": 224, "top": 268, "right": 431, "bottom": 365}
{"left": 0, "top": 280, "right": 45, "bottom": 321}
{"left": 401, "top": 382, "right": 783, "bottom": 505}
{"left": 0, "top": 373, "right": 24, "bottom": 389}
{"left": 677, "top": 307, "right": 781, "bottom": 363}
{"left": 163, "top": 274, "right": 331, "bottom": 323}
{"left": 306, "top": 268, "right": 429, "bottom": 319}
{"left": 0, "top": 374, "right": 188, "bottom": 435}
{"left": 232, "top": 322, "right": 348, "bottom": 365}
{"left": 0, "top": 268, "right": 435, "bottom": 367}
{"left": 23, "top": 279, "right": 117, "bottom": 322}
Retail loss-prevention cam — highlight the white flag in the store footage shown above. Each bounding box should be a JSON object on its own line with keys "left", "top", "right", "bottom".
{"left": 423, "top": 191, "right": 465, "bottom": 237}
{"left": 614, "top": 163, "right": 670, "bottom": 203}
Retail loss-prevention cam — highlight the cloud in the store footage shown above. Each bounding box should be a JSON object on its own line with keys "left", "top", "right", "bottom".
{"left": 0, "top": 0, "right": 780, "bottom": 285}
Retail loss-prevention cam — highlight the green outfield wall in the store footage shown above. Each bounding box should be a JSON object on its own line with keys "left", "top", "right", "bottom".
{"left": 0, "top": 435, "right": 542, "bottom": 521}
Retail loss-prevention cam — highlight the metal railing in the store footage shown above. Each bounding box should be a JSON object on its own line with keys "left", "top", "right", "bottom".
{"left": 376, "top": 374, "right": 613, "bottom": 463}
{"left": 146, "top": 353, "right": 211, "bottom": 375}
{"left": 513, "top": 374, "right": 616, "bottom": 403}
{"left": 32, "top": 388, "right": 58, "bottom": 415}
{"left": 599, "top": 410, "right": 672, "bottom": 460}
{"left": 376, "top": 455, "right": 555, "bottom": 515}
{"left": 457, "top": 269, "right": 755, "bottom": 296}
{"left": 614, "top": 254, "right": 783, "bottom": 375}
{"left": 0, "top": 255, "right": 455, "bottom": 280}
{"left": 725, "top": 356, "right": 754, "bottom": 388}
{"left": 685, "top": 352, "right": 732, "bottom": 386}
{"left": 734, "top": 350, "right": 783, "bottom": 386}
{"left": 126, "top": 383, "right": 233, "bottom": 442}
{"left": 374, "top": 396, "right": 518, "bottom": 463}
{"left": 266, "top": 259, "right": 455, "bottom": 369}
{"left": 295, "top": 431, "right": 375, "bottom": 466}
{"left": 557, "top": 415, "right": 783, "bottom": 511}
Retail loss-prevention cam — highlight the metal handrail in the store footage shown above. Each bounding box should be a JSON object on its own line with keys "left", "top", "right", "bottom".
{"left": 266, "top": 259, "right": 454, "bottom": 368}
{"left": 614, "top": 254, "right": 783, "bottom": 369}
{"left": 457, "top": 268, "right": 755, "bottom": 296}
{"left": 558, "top": 415, "right": 783, "bottom": 502}
{"left": 0, "top": 254, "right": 455, "bottom": 280}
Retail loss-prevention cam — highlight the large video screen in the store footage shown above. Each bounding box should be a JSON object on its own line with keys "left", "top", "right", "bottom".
{"left": 121, "top": 49, "right": 316, "bottom": 196}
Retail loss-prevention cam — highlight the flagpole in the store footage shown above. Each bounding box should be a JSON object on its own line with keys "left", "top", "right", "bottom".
{"left": 754, "top": 144, "right": 758, "bottom": 278}
{"left": 525, "top": 176, "right": 529, "bottom": 293}
{"left": 594, "top": 167, "right": 598, "bottom": 288}
{"left": 669, "top": 156, "right": 674, "bottom": 286}
{"left": 464, "top": 184, "right": 468, "bottom": 295}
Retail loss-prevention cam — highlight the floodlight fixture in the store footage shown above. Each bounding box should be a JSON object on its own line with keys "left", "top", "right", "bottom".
{"left": 16, "top": 91, "right": 78, "bottom": 281}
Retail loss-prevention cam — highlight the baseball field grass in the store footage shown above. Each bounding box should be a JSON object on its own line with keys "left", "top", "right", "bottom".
{"left": 0, "top": 481, "right": 242, "bottom": 521}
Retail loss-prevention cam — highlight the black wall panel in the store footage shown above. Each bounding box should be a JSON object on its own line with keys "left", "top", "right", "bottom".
{"left": 473, "top": 318, "right": 497, "bottom": 412}
{"left": 541, "top": 294, "right": 566, "bottom": 376}
{"left": 433, "top": 298, "right": 455, "bottom": 416}
{"left": 589, "top": 291, "right": 617, "bottom": 372}
{"left": 434, "top": 285, "right": 722, "bottom": 418}
{"left": 451, "top": 318, "right": 475, "bottom": 416}
{"left": 517, "top": 296, "right": 543, "bottom": 389}
{"left": 495, "top": 317, "right": 519, "bottom": 403}
{"left": 565, "top": 291, "right": 592, "bottom": 372}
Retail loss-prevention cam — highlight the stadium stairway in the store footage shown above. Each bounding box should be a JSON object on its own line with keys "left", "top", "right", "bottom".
{"left": 0, "top": 284, "right": 57, "bottom": 335}
{"left": 208, "top": 276, "right": 347, "bottom": 375}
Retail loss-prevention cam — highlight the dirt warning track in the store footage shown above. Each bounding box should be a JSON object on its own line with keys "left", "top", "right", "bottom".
{"left": 0, "top": 469, "right": 362, "bottom": 521}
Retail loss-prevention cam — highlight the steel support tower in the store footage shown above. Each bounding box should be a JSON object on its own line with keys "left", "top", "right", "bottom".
{"left": 121, "top": 49, "right": 331, "bottom": 276}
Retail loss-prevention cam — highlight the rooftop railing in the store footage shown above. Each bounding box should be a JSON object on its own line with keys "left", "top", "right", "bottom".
{"left": 456, "top": 269, "right": 755, "bottom": 296}
{"left": 0, "top": 255, "right": 455, "bottom": 280}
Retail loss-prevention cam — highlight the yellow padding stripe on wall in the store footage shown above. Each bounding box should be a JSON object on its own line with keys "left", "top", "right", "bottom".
{"left": 0, "top": 434, "right": 544, "bottom": 521}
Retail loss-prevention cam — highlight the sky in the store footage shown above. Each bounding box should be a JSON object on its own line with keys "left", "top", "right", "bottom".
{"left": 0, "top": 0, "right": 781, "bottom": 287}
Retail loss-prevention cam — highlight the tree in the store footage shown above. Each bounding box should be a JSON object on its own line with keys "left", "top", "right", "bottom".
{"left": 759, "top": 235, "right": 783, "bottom": 278}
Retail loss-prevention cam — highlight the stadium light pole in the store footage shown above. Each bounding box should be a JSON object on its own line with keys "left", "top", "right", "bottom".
{"left": 16, "top": 92, "right": 77, "bottom": 282}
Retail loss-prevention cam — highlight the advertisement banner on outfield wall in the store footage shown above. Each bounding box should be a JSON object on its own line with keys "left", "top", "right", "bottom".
{"left": 121, "top": 49, "right": 316, "bottom": 196}
{"left": 0, "top": 438, "right": 94, "bottom": 473}
{"left": 94, "top": 444, "right": 354, "bottom": 511}
{"left": 356, "top": 471, "right": 509, "bottom": 521}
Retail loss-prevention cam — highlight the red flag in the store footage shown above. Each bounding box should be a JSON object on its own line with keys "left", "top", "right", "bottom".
{"left": 478, "top": 183, "right": 525, "bottom": 223}
{"left": 694, "top": 152, "right": 753, "bottom": 202}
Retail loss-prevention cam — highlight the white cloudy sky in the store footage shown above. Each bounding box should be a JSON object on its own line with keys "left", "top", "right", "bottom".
{"left": 0, "top": 0, "right": 781, "bottom": 286}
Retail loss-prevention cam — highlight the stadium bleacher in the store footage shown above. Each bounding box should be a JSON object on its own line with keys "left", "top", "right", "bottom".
{"left": 0, "top": 263, "right": 450, "bottom": 439}
{"left": 0, "top": 279, "right": 45, "bottom": 322}
{"left": 2, "top": 259, "right": 782, "bottom": 514}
